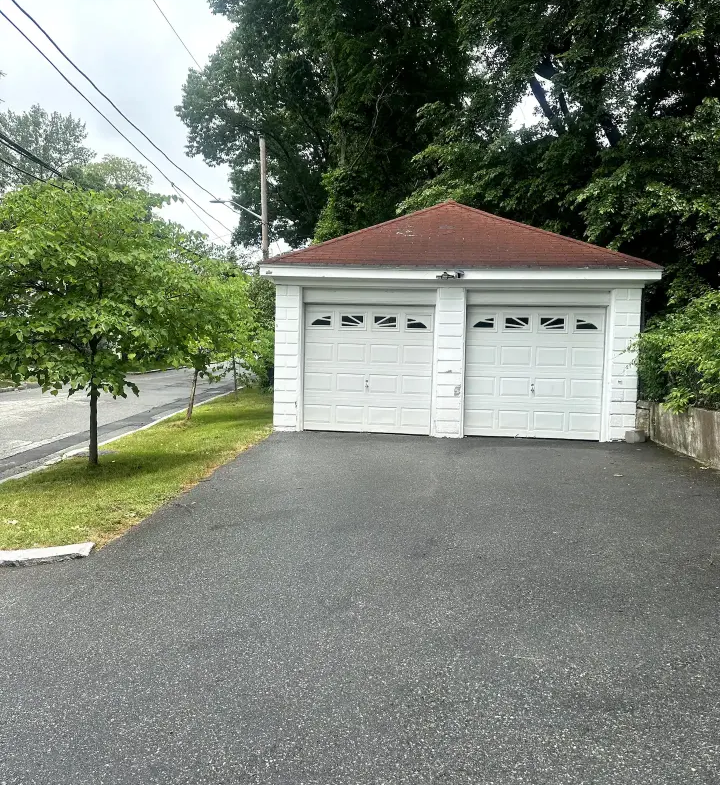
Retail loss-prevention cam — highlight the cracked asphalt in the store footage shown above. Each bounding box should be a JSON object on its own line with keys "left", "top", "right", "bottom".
{"left": 1, "top": 432, "right": 719, "bottom": 783}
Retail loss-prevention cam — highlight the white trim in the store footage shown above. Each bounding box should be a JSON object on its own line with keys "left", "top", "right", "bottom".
{"left": 600, "top": 295, "right": 615, "bottom": 442}
{"left": 467, "top": 290, "right": 611, "bottom": 306}
{"left": 263, "top": 264, "right": 662, "bottom": 285}
{"left": 303, "top": 287, "right": 436, "bottom": 305}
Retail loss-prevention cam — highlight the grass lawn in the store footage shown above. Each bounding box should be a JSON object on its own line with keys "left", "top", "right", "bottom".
{"left": 0, "top": 389, "right": 273, "bottom": 551}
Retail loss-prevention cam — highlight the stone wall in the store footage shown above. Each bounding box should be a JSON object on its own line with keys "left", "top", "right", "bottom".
{"left": 637, "top": 401, "right": 720, "bottom": 469}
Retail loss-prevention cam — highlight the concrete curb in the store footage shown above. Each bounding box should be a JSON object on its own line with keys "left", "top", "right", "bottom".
{"left": 0, "top": 382, "right": 40, "bottom": 395}
{"left": 0, "top": 542, "right": 95, "bottom": 567}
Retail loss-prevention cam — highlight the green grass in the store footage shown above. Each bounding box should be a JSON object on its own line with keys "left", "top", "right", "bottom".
{"left": 0, "top": 389, "right": 273, "bottom": 551}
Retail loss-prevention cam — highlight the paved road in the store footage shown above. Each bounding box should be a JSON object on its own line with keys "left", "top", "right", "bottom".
{"left": 1, "top": 433, "right": 720, "bottom": 784}
{"left": 0, "top": 369, "right": 234, "bottom": 480}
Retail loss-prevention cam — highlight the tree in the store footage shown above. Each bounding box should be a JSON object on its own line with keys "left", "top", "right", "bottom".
{"left": 178, "top": 0, "right": 331, "bottom": 250}
{"left": 0, "top": 105, "right": 94, "bottom": 191}
{"left": 178, "top": 0, "right": 468, "bottom": 246}
{"left": 65, "top": 155, "right": 152, "bottom": 191}
{"left": 0, "top": 183, "right": 218, "bottom": 465}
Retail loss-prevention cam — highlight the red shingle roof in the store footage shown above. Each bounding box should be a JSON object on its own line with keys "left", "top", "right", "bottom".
{"left": 269, "top": 201, "right": 660, "bottom": 270}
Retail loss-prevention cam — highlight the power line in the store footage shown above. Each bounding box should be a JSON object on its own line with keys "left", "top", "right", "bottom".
{"left": 7, "top": 0, "right": 234, "bottom": 218}
{"left": 0, "top": 128, "right": 66, "bottom": 179}
{"left": 170, "top": 184, "right": 230, "bottom": 243}
{"left": 0, "top": 5, "right": 234, "bottom": 236}
{"left": 0, "top": 153, "right": 63, "bottom": 188}
{"left": 149, "top": 0, "right": 202, "bottom": 70}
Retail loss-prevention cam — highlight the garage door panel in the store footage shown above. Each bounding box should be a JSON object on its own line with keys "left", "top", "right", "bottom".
{"left": 500, "top": 346, "right": 532, "bottom": 366}
{"left": 337, "top": 374, "right": 366, "bottom": 392}
{"left": 304, "top": 305, "right": 433, "bottom": 435}
{"left": 466, "top": 307, "right": 605, "bottom": 441}
{"left": 571, "top": 347, "right": 604, "bottom": 368}
{"left": 498, "top": 410, "right": 530, "bottom": 431}
{"left": 534, "top": 378, "right": 566, "bottom": 397}
{"left": 304, "top": 373, "right": 333, "bottom": 392}
{"left": 337, "top": 343, "right": 367, "bottom": 363}
{"left": 305, "top": 343, "right": 334, "bottom": 362}
{"left": 369, "top": 344, "right": 400, "bottom": 363}
{"left": 536, "top": 346, "right": 569, "bottom": 367}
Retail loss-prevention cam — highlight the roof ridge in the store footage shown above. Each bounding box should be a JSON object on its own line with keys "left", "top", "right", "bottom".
{"left": 271, "top": 201, "right": 455, "bottom": 262}
{"left": 447, "top": 201, "right": 654, "bottom": 268}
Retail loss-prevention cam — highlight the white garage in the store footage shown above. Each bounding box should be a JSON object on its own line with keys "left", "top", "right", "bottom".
{"left": 262, "top": 201, "right": 662, "bottom": 442}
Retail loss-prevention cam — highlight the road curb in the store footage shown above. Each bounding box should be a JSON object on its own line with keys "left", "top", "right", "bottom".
{"left": 0, "top": 383, "right": 40, "bottom": 395}
{"left": 0, "top": 542, "right": 95, "bottom": 567}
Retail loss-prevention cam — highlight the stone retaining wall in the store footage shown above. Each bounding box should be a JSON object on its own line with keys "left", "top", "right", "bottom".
{"left": 636, "top": 401, "right": 720, "bottom": 469}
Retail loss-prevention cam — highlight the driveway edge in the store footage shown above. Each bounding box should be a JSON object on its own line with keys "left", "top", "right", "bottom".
{"left": 0, "top": 541, "right": 95, "bottom": 567}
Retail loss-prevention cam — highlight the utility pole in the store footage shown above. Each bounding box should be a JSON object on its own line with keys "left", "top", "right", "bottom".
{"left": 260, "top": 136, "right": 269, "bottom": 261}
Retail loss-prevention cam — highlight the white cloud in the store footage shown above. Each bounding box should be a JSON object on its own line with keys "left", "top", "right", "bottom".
{"left": 0, "top": 0, "right": 238, "bottom": 243}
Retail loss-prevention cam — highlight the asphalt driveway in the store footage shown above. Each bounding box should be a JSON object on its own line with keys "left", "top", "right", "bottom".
{"left": 1, "top": 433, "right": 719, "bottom": 784}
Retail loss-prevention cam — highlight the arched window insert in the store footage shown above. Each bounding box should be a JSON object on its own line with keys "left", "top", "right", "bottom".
{"left": 406, "top": 316, "right": 430, "bottom": 330}
{"left": 540, "top": 316, "right": 566, "bottom": 331}
{"left": 310, "top": 315, "right": 332, "bottom": 327}
{"left": 504, "top": 316, "right": 530, "bottom": 330}
{"left": 341, "top": 314, "right": 365, "bottom": 328}
{"left": 473, "top": 317, "right": 496, "bottom": 329}
{"left": 575, "top": 318, "right": 599, "bottom": 331}
{"left": 374, "top": 315, "right": 398, "bottom": 328}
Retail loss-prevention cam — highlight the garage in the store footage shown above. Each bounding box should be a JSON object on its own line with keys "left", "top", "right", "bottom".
{"left": 303, "top": 305, "right": 435, "bottom": 434}
{"left": 465, "top": 307, "right": 606, "bottom": 439}
{"left": 262, "top": 200, "right": 662, "bottom": 442}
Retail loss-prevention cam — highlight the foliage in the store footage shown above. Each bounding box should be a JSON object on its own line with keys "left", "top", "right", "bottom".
{"left": 0, "top": 104, "right": 94, "bottom": 190}
{"left": 178, "top": 0, "right": 330, "bottom": 250}
{"left": 178, "top": 0, "right": 467, "bottom": 246}
{"left": 65, "top": 155, "right": 152, "bottom": 191}
{"left": 636, "top": 292, "right": 720, "bottom": 411}
{"left": 0, "top": 183, "right": 256, "bottom": 462}
{"left": 239, "top": 274, "right": 276, "bottom": 387}
{"left": 0, "top": 390, "right": 273, "bottom": 550}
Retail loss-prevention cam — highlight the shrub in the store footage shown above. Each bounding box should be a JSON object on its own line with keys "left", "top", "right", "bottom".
{"left": 637, "top": 292, "right": 720, "bottom": 412}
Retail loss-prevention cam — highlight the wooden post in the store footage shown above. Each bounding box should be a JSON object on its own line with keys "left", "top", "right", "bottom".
{"left": 260, "top": 136, "right": 269, "bottom": 261}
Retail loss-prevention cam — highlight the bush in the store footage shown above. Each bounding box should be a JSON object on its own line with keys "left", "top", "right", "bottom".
{"left": 637, "top": 292, "right": 720, "bottom": 412}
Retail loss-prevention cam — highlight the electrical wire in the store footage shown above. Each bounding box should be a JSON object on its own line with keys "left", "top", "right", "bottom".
{"left": 8, "top": 0, "right": 234, "bottom": 217}
{"left": 170, "top": 184, "right": 230, "bottom": 243}
{"left": 0, "top": 6, "right": 234, "bottom": 235}
{"left": 0, "top": 153, "right": 64, "bottom": 188}
{"left": 149, "top": 0, "right": 202, "bottom": 70}
{"left": 0, "top": 129, "right": 67, "bottom": 179}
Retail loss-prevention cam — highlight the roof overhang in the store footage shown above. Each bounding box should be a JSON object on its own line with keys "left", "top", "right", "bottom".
{"left": 260, "top": 263, "right": 663, "bottom": 287}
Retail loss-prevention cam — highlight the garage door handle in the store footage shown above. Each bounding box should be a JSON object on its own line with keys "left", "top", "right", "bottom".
{"left": 365, "top": 378, "right": 369, "bottom": 389}
{"left": 530, "top": 383, "right": 535, "bottom": 395}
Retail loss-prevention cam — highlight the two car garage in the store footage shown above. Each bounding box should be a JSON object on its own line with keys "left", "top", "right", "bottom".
{"left": 302, "top": 303, "right": 606, "bottom": 441}
{"left": 263, "top": 201, "right": 662, "bottom": 442}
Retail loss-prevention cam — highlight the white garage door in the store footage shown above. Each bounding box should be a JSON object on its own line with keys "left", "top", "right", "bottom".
{"left": 465, "top": 308, "right": 606, "bottom": 440}
{"left": 303, "top": 306, "right": 434, "bottom": 434}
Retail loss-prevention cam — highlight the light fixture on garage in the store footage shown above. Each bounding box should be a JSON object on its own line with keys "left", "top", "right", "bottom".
{"left": 436, "top": 270, "right": 465, "bottom": 280}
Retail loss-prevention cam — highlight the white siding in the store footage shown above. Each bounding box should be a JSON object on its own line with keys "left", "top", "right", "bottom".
{"left": 431, "top": 287, "right": 466, "bottom": 437}
{"left": 606, "top": 288, "right": 643, "bottom": 441}
{"left": 273, "top": 284, "right": 302, "bottom": 431}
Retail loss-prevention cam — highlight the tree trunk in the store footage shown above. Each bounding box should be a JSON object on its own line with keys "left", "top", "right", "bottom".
{"left": 186, "top": 369, "right": 199, "bottom": 421}
{"left": 232, "top": 355, "right": 239, "bottom": 400}
{"left": 89, "top": 383, "right": 99, "bottom": 466}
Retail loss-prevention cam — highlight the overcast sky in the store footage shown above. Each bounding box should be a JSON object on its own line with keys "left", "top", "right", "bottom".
{"left": 0, "top": 0, "right": 239, "bottom": 244}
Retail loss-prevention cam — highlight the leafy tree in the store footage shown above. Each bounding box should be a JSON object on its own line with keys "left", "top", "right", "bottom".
{"left": 0, "top": 105, "right": 94, "bottom": 190}
{"left": 178, "top": 0, "right": 467, "bottom": 246}
{"left": 178, "top": 0, "right": 331, "bottom": 250}
{"left": 0, "top": 183, "right": 233, "bottom": 465}
{"left": 65, "top": 155, "right": 152, "bottom": 191}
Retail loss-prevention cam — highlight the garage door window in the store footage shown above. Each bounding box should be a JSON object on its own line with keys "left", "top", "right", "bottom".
{"left": 406, "top": 315, "right": 432, "bottom": 330}
{"left": 540, "top": 316, "right": 566, "bottom": 331}
{"left": 575, "top": 316, "right": 601, "bottom": 331}
{"left": 472, "top": 316, "right": 497, "bottom": 330}
{"left": 341, "top": 314, "right": 366, "bottom": 329}
{"left": 504, "top": 315, "right": 530, "bottom": 330}
{"left": 373, "top": 314, "right": 398, "bottom": 329}
{"left": 310, "top": 314, "right": 333, "bottom": 328}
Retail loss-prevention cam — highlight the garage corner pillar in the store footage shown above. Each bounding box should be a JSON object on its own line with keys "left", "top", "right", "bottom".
{"left": 431, "top": 287, "right": 467, "bottom": 438}
{"left": 273, "top": 284, "right": 302, "bottom": 431}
